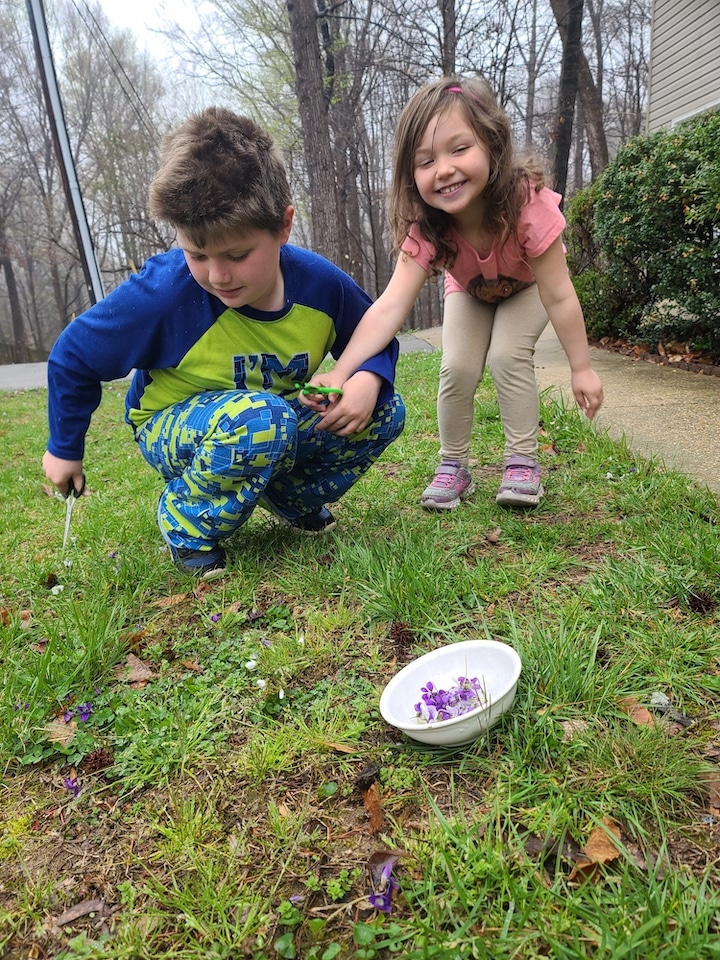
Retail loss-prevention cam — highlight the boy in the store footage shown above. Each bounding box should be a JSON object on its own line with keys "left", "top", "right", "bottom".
{"left": 42, "top": 108, "right": 405, "bottom": 577}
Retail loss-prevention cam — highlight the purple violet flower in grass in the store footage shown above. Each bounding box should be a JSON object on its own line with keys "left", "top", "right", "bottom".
{"left": 63, "top": 776, "right": 80, "bottom": 797}
{"left": 77, "top": 702, "right": 92, "bottom": 722}
{"left": 368, "top": 856, "right": 399, "bottom": 914}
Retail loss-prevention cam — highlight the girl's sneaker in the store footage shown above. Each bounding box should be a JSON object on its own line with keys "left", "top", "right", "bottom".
{"left": 495, "top": 456, "right": 544, "bottom": 507}
{"left": 420, "top": 461, "right": 475, "bottom": 510}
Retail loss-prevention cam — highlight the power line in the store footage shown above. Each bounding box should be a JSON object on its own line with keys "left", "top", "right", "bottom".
{"left": 68, "top": 0, "right": 160, "bottom": 141}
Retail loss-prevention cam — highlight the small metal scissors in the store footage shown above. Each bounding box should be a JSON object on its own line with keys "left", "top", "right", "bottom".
{"left": 62, "top": 475, "right": 86, "bottom": 551}
{"left": 294, "top": 382, "right": 344, "bottom": 397}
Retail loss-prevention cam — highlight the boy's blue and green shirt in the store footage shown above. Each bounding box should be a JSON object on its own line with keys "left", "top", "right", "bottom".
{"left": 46, "top": 244, "right": 399, "bottom": 461}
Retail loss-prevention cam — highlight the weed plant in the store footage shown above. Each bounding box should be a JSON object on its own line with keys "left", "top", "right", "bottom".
{"left": 1, "top": 352, "right": 719, "bottom": 958}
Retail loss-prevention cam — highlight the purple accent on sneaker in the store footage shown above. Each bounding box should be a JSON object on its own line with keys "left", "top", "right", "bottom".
{"left": 495, "top": 456, "right": 544, "bottom": 507}
{"left": 420, "top": 461, "right": 476, "bottom": 511}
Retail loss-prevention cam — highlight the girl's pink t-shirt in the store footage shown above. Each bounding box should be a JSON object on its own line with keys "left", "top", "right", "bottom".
{"left": 402, "top": 186, "right": 565, "bottom": 304}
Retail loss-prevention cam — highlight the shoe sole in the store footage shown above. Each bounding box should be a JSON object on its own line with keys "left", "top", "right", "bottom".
{"left": 174, "top": 561, "right": 227, "bottom": 579}
{"left": 277, "top": 516, "right": 337, "bottom": 535}
{"left": 421, "top": 481, "right": 476, "bottom": 511}
{"left": 264, "top": 507, "right": 337, "bottom": 534}
{"left": 495, "top": 483, "right": 545, "bottom": 507}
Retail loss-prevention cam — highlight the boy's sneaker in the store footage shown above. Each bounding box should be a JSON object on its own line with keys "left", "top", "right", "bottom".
{"left": 171, "top": 544, "right": 227, "bottom": 579}
{"left": 420, "top": 461, "right": 475, "bottom": 511}
{"left": 495, "top": 456, "right": 544, "bottom": 507}
{"left": 260, "top": 498, "right": 337, "bottom": 535}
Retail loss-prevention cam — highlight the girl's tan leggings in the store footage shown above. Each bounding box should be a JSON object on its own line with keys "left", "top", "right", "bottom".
{"left": 438, "top": 285, "right": 549, "bottom": 464}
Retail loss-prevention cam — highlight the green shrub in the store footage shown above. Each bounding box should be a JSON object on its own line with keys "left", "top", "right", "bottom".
{"left": 566, "top": 109, "right": 720, "bottom": 356}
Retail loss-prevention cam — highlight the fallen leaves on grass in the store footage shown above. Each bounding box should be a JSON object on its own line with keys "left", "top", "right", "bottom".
{"left": 45, "top": 718, "right": 77, "bottom": 746}
{"left": 697, "top": 766, "right": 720, "bottom": 816}
{"left": 619, "top": 696, "right": 656, "bottom": 726}
{"left": 113, "top": 653, "right": 155, "bottom": 688}
{"left": 361, "top": 783, "right": 384, "bottom": 834}
{"left": 153, "top": 592, "right": 190, "bottom": 609}
{"left": 568, "top": 817, "right": 622, "bottom": 882}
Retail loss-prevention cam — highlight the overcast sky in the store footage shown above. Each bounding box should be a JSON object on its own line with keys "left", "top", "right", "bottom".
{"left": 95, "top": 0, "right": 199, "bottom": 58}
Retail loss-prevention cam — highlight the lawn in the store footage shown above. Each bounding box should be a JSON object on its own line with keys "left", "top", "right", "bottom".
{"left": 1, "top": 350, "right": 719, "bottom": 959}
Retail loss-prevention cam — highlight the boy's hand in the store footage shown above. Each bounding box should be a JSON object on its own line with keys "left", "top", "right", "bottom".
{"left": 42, "top": 451, "right": 85, "bottom": 497}
{"left": 571, "top": 369, "right": 604, "bottom": 419}
{"left": 296, "top": 371, "right": 346, "bottom": 411}
{"left": 313, "top": 371, "right": 382, "bottom": 436}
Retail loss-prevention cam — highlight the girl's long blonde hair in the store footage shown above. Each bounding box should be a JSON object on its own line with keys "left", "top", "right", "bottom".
{"left": 388, "top": 76, "right": 547, "bottom": 274}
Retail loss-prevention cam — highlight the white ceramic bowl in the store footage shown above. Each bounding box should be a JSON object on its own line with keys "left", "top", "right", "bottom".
{"left": 379, "top": 639, "right": 522, "bottom": 746}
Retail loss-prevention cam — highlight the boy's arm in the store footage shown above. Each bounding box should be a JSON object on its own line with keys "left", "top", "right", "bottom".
{"left": 530, "top": 237, "right": 604, "bottom": 419}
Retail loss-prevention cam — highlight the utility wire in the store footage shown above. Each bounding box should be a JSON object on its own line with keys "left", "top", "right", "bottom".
{"left": 67, "top": 0, "right": 160, "bottom": 141}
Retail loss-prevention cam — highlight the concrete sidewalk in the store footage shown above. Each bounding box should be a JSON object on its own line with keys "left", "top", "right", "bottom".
{"left": 3, "top": 327, "right": 719, "bottom": 496}
{"left": 405, "top": 325, "right": 720, "bottom": 496}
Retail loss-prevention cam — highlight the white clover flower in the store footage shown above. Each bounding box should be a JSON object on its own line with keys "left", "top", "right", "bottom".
{"left": 245, "top": 659, "right": 257, "bottom": 671}
{"left": 256, "top": 678, "right": 267, "bottom": 689}
{"left": 297, "top": 633, "right": 305, "bottom": 647}
{"left": 278, "top": 689, "right": 285, "bottom": 700}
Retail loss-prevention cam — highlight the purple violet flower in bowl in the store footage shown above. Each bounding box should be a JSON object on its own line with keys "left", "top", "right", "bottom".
{"left": 379, "top": 639, "right": 522, "bottom": 746}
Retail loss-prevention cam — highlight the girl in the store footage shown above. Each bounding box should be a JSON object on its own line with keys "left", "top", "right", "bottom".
{"left": 303, "top": 76, "right": 603, "bottom": 509}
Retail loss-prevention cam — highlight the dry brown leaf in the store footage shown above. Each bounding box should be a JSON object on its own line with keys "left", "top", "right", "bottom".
{"left": 485, "top": 527, "right": 502, "bottom": 544}
{"left": 540, "top": 441, "right": 559, "bottom": 455}
{"left": 153, "top": 592, "right": 189, "bottom": 608}
{"left": 181, "top": 660, "right": 204, "bottom": 673}
{"left": 54, "top": 898, "right": 107, "bottom": 927}
{"left": 698, "top": 767, "right": 720, "bottom": 808}
{"left": 619, "top": 696, "right": 656, "bottom": 726}
{"left": 45, "top": 719, "right": 77, "bottom": 746}
{"left": 114, "top": 653, "right": 155, "bottom": 686}
{"left": 568, "top": 817, "right": 622, "bottom": 882}
{"left": 321, "top": 741, "right": 357, "bottom": 754}
{"left": 361, "top": 782, "right": 384, "bottom": 834}
{"left": 561, "top": 718, "right": 589, "bottom": 741}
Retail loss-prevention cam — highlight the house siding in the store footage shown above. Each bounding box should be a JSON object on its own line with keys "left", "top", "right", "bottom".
{"left": 647, "top": 0, "right": 720, "bottom": 130}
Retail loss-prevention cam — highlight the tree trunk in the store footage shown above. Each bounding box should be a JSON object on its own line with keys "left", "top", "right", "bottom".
{"left": 550, "top": 0, "right": 608, "bottom": 182}
{"left": 286, "top": 0, "right": 341, "bottom": 264}
{"left": 440, "top": 0, "right": 456, "bottom": 76}
{"left": 0, "top": 222, "right": 27, "bottom": 363}
{"left": 551, "top": 0, "right": 584, "bottom": 202}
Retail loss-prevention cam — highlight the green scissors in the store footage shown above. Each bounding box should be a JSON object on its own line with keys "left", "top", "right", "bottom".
{"left": 294, "top": 382, "right": 344, "bottom": 397}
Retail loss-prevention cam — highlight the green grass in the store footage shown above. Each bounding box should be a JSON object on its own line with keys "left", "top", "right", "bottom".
{"left": 1, "top": 353, "right": 720, "bottom": 959}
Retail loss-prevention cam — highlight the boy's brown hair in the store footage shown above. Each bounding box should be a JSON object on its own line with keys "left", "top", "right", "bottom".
{"left": 149, "top": 107, "right": 292, "bottom": 248}
{"left": 389, "top": 76, "right": 547, "bottom": 274}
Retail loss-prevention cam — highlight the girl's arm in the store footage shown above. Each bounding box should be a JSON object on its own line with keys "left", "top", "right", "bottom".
{"left": 308, "top": 253, "right": 428, "bottom": 392}
{"left": 529, "top": 237, "right": 604, "bottom": 419}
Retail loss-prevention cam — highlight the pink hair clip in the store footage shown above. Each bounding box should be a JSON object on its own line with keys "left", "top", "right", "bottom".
{"left": 446, "top": 86, "right": 463, "bottom": 93}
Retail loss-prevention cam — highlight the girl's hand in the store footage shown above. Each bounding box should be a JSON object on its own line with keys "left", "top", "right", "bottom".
{"left": 571, "top": 369, "right": 604, "bottom": 419}
{"left": 296, "top": 372, "right": 346, "bottom": 411}
{"left": 42, "top": 451, "right": 85, "bottom": 496}
{"left": 313, "top": 371, "right": 382, "bottom": 436}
